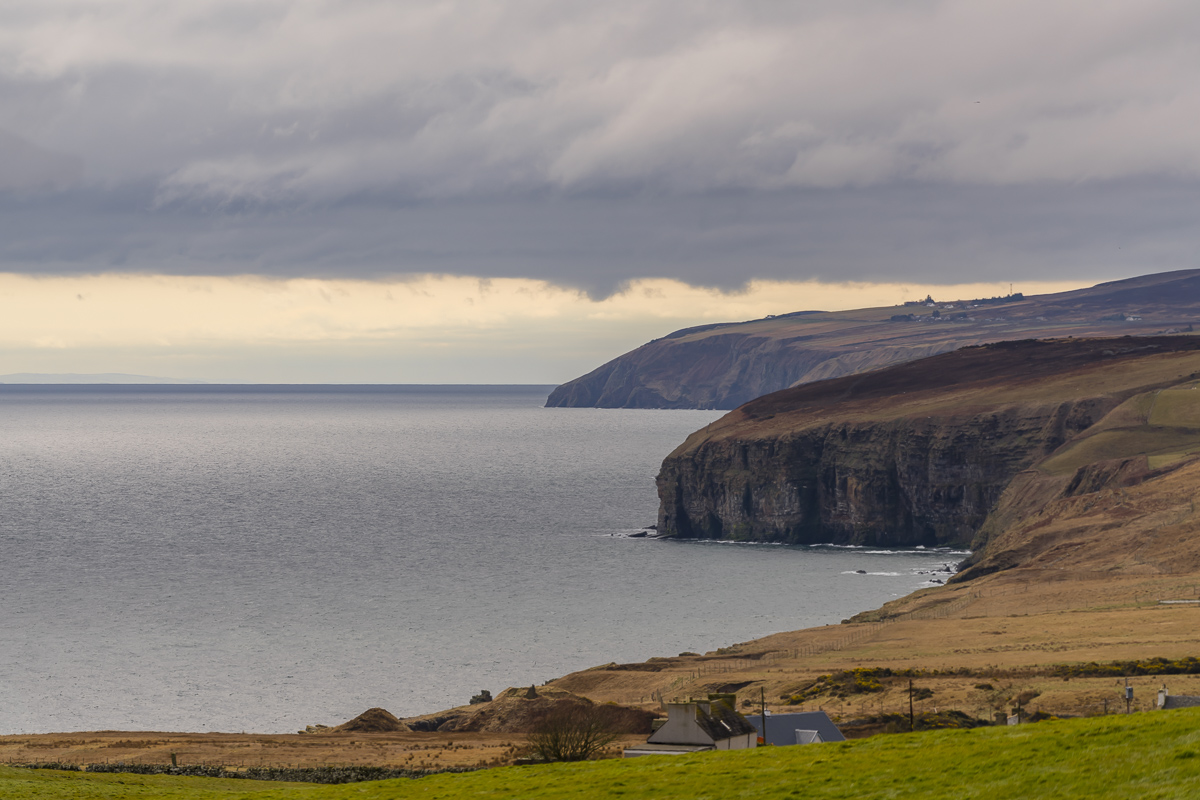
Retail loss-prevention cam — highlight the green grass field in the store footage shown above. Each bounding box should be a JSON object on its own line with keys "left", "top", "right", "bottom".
{"left": 1037, "top": 384, "right": 1200, "bottom": 475}
{"left": 1039, "top": 428, "right": 1200, "bottom": 475}
{"left": 1149, "top": 388, "right": 1200, "bottom": 428}
{"left": 5, "top": 710, "right": 1200, "bottom": 800}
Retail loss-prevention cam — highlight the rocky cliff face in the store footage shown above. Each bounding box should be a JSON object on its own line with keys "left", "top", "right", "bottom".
{"left": 657, "top": 400, "right": 1114, "bottom": 547}
{"left": 545, "top": 331, "right": 841, "bottom": 409}
{"left": 545, "top": 332, "right": 967, "bottom": 409}
{"left": 655, "top": 336, "right": 1200, "bottom": 547}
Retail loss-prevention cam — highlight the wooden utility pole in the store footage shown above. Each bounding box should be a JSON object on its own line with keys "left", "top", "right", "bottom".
{"left": 909, "top": 680, "right": 915, "bottom": 732}
{"left": 760, "top": 687, "right": 767, "bottom": 745}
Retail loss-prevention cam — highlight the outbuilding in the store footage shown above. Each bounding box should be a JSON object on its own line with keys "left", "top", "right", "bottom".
{"left": 1157, "top": 685, "right": 1200, "bottom": 710}
{"left": 744, "top": 711, "right": 845, "bottom": 746}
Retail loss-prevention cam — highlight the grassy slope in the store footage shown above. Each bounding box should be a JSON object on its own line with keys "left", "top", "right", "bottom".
{"left": 684, "top": 338, "right": 1200, "bottom": 447}
{"left": 1038, "top": 380, "right": 1200, "bottom": 475}
{"left": 0, "top": 767, "right": 319, "bottom": 800}
{"left": 6, "top": 710, "right": 1200, "bottom": 800}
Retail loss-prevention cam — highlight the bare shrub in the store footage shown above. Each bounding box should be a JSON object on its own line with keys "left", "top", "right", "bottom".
{"left": 527, "top": 703, "right": 618, "bottom": 762}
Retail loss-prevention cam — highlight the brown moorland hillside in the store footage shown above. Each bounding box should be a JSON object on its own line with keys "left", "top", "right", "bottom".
{"left": 548, "top": 269, "right": 1200, "bottom": 409}
{"left": 539, "top": 337, "right": 1200, "bottom": 731}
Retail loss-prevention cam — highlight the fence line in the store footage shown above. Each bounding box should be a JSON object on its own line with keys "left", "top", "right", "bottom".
{"left": 617, "top": 577, "right": 1199, "bottom": 705}
{"left": 626, "top": 590, "right": 985, "bottom": 704}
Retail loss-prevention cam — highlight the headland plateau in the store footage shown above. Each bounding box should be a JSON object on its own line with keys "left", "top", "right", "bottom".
{"left": 548, "top": 268, "right": 1200, "bottom": 409}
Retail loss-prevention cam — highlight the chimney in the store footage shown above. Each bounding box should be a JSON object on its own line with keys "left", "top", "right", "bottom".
{"left": 1157, "top": 684, "right": 1168, "bottom": 709}
{"left": 665, "top": 701, "right": 695, "bottom": 723}
{"left": 707, "top": 693, "right": 737, "bottom": 710}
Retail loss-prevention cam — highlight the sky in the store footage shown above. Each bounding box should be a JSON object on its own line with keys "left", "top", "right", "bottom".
{"left": 2, "top": 1, "right": 1198, "bottom": 383}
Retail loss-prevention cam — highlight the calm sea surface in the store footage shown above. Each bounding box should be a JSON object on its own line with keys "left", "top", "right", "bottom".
{"left": 0, "top": 385, "right": 963, "bottom": 735}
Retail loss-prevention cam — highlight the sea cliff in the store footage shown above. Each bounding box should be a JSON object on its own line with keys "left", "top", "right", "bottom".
{"left": 655, "top": 336, "right": 1200, "bottom": 548}
{"left": 656, "top": 401, "right": 1111, "bottom": 547}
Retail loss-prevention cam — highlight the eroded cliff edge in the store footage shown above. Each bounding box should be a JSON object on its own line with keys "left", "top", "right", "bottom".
{"left": 656, "top": 336, "right": 1200, "bottom": 548}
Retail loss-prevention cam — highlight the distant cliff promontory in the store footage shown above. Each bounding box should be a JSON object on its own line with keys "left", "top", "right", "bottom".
{"left": 547, "top": 270, "right": 1200, "bottom": 409}
{"left": 655, "top": 335, "right": 1200, "bottom": 551}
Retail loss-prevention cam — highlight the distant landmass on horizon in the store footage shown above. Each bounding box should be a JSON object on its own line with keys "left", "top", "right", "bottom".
{"left": 0, "top": 372, "right": 207, "bottom": 384}
{"left": 548, "top": 268, "right": 1200, "bottom": 410}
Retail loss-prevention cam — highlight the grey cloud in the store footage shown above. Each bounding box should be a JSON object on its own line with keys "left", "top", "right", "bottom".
{"left": 1, "top": 180, "right": 1195, "bottom": 297}
{"left": 0, "top": 129, "right": 82, "bottom": 191}
{"left": 1, "top": 1, "right": 1199, "bottom": 288}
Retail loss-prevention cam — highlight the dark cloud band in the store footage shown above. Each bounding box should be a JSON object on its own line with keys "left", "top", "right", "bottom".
{"left": 1, "top": 180, "right": 1196, "bottom": 297}
{"left": 1, "top": 2, "right": 1198, "bottom": 291}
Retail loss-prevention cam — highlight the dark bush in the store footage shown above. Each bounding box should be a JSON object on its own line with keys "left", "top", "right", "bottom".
{"left": 1052, "top": 656, "right": 1200, "bottom": 679}
{"left": 527, "top": 703, "right": 619, "bottom": 762}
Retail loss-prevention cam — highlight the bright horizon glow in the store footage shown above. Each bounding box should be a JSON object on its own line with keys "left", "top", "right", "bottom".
{"left": 0, "top": 272, "right": 1090, "bottom": 383}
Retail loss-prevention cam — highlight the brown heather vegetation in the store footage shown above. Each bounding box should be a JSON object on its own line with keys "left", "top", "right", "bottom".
{"left": 0, "top": 729, "right": 646, "bottom": 772}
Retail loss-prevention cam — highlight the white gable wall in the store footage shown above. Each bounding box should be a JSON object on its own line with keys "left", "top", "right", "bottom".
{"left": 647, "top": 702, "right": 757, "bottom": 750}
{"left": 647, "top": 702, "right": 716, "bottom": 746}
{"left": 714, "top": 731, "right": 756, "bottom": 750}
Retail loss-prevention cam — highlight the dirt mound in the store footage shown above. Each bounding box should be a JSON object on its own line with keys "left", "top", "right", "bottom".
{"left": 403, "top": 688, "right": 659, "bottom": 734}
{"left": 333, "top": 707, "right": 409, "bottom": 733}
{"left": 455, "top": 696, "right": 658, "bottom": 734}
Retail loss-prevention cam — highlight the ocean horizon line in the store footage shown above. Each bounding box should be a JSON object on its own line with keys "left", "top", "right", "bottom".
{"left": 0, "top": 381, "right": 560, "bottom": 389}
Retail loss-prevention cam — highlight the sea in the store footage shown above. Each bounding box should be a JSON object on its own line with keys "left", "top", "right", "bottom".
{"left": 0, "top": 385, "right": 964, "bottom": 735}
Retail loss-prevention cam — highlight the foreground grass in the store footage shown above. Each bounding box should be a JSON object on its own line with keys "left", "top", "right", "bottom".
{"left": 5, "top": 710, "right": 1200, "bottom": 800}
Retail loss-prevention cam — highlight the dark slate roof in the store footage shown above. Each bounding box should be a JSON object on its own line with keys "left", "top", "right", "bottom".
{"left": 1162, "top": 695, "right": 1200, "bottom": 710}
{"left": 745, "top": 712, "right": 846, "bottom": 745}
{"left": 623, "top": 743, "right": 714, "bottom": 755}
{"left": 695, "top": 702, "right": 759, "bottom": 741}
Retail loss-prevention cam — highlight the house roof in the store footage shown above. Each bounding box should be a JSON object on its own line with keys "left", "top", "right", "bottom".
{"left": 1162, "top": 695, "right": 1200, "bottom": 710}
{"left": 745, "top": 712, "right": 846, "bottom": 745}
{"left": 623, "top": 743, "right": 714, "bottom": 756}
{"left": 695, "top": 701, "right": 759, "bottom": 741}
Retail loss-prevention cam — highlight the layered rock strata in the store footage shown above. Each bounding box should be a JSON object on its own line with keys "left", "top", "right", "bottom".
{"left": 657, "top": 402, "right": 1110, "bottom": 547}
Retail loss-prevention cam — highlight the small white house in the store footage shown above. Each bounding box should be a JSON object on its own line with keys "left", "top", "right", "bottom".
{"left": 624, "top": 699, "right": 758, "bottom": 757}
